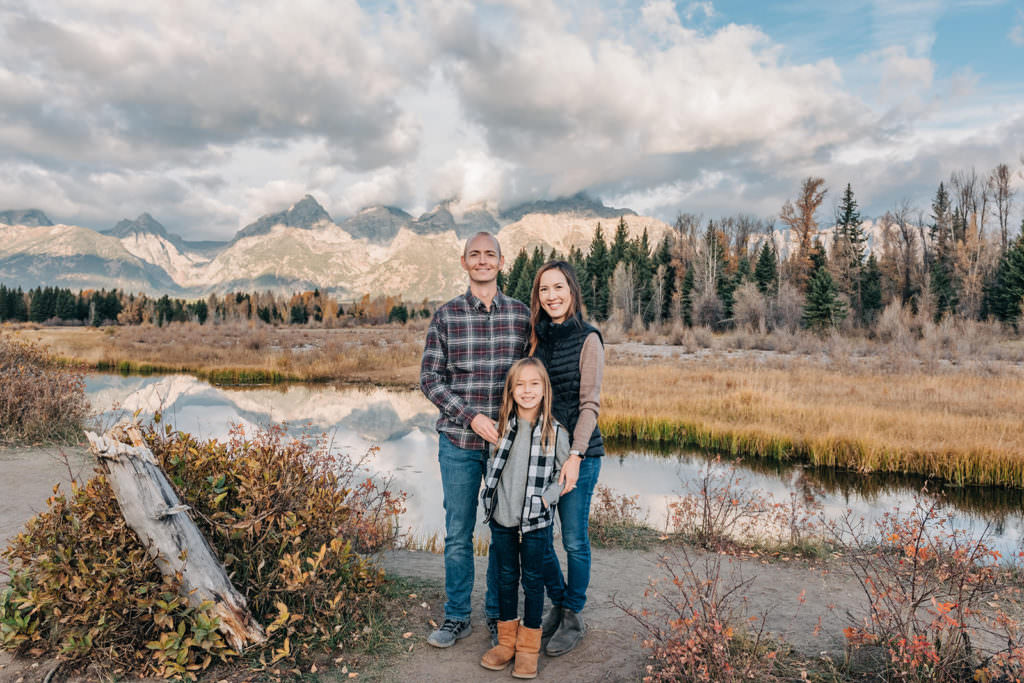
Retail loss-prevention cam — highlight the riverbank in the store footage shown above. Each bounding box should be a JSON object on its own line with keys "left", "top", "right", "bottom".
{"left": 7, "top": 323, "right": 1024, "bottom": 487}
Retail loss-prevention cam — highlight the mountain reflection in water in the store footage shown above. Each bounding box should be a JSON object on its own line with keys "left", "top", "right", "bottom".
{"left": 86, "top": 375, "right": 1024, "bottom": 556}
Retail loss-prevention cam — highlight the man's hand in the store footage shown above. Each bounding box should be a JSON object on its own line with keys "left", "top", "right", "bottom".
{"left": 470, "top": 413, "right": 500, "bottom": 445}
{"left": 559, "top": 454, "right": 582, "bottom": 494}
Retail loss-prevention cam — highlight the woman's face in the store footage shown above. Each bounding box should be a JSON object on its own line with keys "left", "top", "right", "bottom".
{"left": 538, "top": 268, "right": 572, "bottom": 324}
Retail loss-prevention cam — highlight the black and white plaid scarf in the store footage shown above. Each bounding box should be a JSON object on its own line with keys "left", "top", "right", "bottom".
{"left": 480, "top": 415, "right": 560, "bottom": 532}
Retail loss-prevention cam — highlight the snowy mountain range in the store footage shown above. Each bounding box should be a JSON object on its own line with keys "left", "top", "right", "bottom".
{"left": 0, "top": 194, "right": 667, "bottom": 301}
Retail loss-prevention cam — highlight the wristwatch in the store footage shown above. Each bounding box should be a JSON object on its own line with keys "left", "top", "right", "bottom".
{"left": 569, "top": 449, "right": 583, "bottom": 459}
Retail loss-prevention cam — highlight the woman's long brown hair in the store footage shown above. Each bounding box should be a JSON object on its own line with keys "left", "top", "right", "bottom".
{"left": 528, "top": 260, "right": 584, "bottom": 355}
{"left": 497, "top": 357, "right": 555, "bottom": 450}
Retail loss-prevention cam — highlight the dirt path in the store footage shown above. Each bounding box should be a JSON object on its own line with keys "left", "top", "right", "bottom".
{"left": 368, "top": 546, "right": 869, "bottom": 682}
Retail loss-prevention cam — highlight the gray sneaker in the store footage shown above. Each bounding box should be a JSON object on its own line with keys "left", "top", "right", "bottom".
{"left": 427, "top": 618, "right": 472, "bottom": 648}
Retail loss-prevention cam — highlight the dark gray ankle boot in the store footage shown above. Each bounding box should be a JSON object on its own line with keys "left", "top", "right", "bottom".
{"left": 545, "top": 608, "right": 585, "bottom": 656}
{"left": 540, "top": 604, "right": 562, "bottom": 649}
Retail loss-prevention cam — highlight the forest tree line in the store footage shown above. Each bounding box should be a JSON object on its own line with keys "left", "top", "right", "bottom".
{"left": 0, "top": 285, "right": 429, "bottom": 327}
{"left": 500, "top": 164, "right": 1024, "bottom": 332}
{"left": 2, "top": 163, "right": 1023, "bottom": 332}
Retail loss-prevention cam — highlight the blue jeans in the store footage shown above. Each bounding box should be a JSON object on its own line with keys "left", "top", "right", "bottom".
{"left": 543, "top": 455, "right": 602, "bottom": 613}
{"left": 489, "top": 521, "right": 552, "bottom": 629}
{"left": 437, "top": 433, "right": 500, "bottom": 621}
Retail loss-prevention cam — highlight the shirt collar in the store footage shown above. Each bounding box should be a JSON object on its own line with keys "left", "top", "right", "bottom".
{"left": 464, "top": 287, "right": 505, "bottom": 312}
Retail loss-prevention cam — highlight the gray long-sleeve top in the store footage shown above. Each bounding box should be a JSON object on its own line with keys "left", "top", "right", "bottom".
{"left": 492, "top": 420, "right": 571, "bottom": 528}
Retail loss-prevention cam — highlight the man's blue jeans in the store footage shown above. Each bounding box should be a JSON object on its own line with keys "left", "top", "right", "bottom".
{"left": 437, "top": 433, "right": 499, "bottom": 621}
{"left": 543, "top": 455, "right": 602, "bottom": 613}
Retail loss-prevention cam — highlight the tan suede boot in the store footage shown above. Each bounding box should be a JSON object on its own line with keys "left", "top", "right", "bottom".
{"left": 511, "top": 625, "right": 542, "bottom": 679}
{"left": 480, "top": 619, "right": 518, "bottom": 671}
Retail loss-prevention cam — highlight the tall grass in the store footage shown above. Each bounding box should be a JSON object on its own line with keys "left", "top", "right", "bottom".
{"left": 0, "top": 334, "right": 88, "bottom": 444}
{"left": 13, "top": 322, "right": 424, "bottom": 385}
{"left": 601, "top": 361, "right": 1024, "bottom": 488}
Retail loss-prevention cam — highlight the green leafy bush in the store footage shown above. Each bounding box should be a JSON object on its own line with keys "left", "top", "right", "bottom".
{"left": 2, "top": 423, "right": 405, "bottom": 679}
{"left": 0, "top": 334, "right": 88, "bottom": 444}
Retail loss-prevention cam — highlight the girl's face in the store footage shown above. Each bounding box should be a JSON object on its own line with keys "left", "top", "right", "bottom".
{"left": 512, "top": 364, "right": 544, "bottom": 417}
{"left": 538, "top": 268, "right": 572, "bottom": 324}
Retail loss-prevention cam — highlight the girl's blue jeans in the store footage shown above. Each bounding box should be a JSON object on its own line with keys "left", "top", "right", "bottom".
{"left": 543, "top": 455, "right": 602, "bottom": 613}
{"left": 489, "top": 520, "right": 552, "bottom": 629}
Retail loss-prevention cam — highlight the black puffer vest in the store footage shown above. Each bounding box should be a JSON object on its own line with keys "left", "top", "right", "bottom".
{"left": 535, "top": 313, "right": 604, "bottom": 457}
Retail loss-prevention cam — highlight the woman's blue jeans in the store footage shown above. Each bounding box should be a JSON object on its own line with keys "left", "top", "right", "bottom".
{"left": 543, "top": 455, "right": 601, "bottom": 613}
{"left": 489, "top": 521, "right": 552, "bottom": 629}
{"left": 437, "top": 434, "right": 500, "bottom": 621}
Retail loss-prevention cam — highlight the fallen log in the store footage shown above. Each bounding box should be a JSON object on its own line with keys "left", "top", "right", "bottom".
{"left": 86, "top": 423, "right": 266, "bottom": 651}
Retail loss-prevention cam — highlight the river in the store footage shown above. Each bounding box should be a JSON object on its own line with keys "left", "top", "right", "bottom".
{"left": 5, "top": 373, "right": 1022, "bottom": 559}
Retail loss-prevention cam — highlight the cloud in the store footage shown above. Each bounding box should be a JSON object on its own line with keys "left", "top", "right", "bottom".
{"left": 439, "top": 5, "right": 866, "bottom": 206}
{"left": 1011, "top": 10, "right": 1024, "bottom": 46}
{"left": 1, "top": 0, "right": 1021, "bottom": 240}
{"left": 0, "top": 1, "right": 423, "bottom": 172}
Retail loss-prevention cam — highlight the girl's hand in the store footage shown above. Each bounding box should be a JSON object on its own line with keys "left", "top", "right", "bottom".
{"left": 559, "top": 454, "right": 582, "bottom": 494}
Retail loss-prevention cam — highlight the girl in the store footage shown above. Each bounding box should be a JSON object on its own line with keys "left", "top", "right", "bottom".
{"left": 529, "top": 260, "right": 605, "bottom": 657}
{"left": 479, "top": 357, "right": 570, "bottom": 679}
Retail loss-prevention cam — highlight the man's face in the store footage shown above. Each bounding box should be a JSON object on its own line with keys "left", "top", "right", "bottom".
{"left": 461, "top": 235, "right": 504, "bottom": 285}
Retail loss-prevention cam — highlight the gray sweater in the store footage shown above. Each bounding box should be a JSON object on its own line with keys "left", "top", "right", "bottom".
{"left": 492, "top": 420, "right": 571, "bottom": 528}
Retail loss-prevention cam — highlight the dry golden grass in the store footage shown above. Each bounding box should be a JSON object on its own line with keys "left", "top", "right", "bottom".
{"left": 8, "top": 322, "right": 1024, "bottom": 487}
{"left": 602, "top": 358, "right": 1024, "bottom": 488}
{"left": 7, "top": 321, "right": 424, "bottom": 385}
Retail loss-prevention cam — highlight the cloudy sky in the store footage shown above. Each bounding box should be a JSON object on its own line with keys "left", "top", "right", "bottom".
{"left": 2, "top": 0, "right": 1023, "bottom": 240}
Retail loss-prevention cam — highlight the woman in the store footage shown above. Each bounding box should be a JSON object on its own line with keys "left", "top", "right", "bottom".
{"left": 528, "top": 260, "right": 604, "bottom": 657}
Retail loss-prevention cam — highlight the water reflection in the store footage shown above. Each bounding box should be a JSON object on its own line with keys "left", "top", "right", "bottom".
{"left": 83, "top": 375, "right": 1024, "bottom": 556}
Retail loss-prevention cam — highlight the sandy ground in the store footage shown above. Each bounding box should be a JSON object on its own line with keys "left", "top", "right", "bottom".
{"left": 364, "top": 546, "right": 867, "bottom": 683}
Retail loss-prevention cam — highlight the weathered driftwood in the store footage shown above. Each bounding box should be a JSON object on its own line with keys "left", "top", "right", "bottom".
{"left": 85, "top": 423, "right": 266, "bottom": 651}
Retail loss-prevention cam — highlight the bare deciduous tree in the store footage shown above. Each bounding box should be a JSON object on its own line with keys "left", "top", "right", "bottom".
{"left": 989, "top": 163, "right": 1015, "bottom": 254}
{"left": 779, "top": 177, "right": 827, "bottom": 289}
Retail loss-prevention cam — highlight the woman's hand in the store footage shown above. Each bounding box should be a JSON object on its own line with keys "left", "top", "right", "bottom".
{"left": 559, "top": 454, "right": 582, "bottom": 494}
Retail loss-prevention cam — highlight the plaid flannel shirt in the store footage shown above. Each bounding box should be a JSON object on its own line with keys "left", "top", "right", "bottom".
{"left": 420, "top": 288, "right": 530, "bottom": 451}
{"left": 480, "top": 416, "right": 562, "bottom": 532}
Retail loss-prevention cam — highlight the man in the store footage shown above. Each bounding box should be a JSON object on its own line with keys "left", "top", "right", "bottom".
{"left": 420, "top": 231, "right": 530, "bottom": 648}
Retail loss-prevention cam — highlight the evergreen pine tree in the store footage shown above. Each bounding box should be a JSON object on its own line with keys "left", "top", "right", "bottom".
{"left": 859, "top": 253, "right": 883, "bottom": 326}
{"left": 802, "top": 265, "right": 847, "bottom": 330}
{"left": 798, "top": 241, "right": 847, "bottom": 331}
{"left": 930, "top": 259, "right": 959, "bottom": 321}
{"left": 504, "top": 249, "right": 529, "bottom": 299}
{"left": 754, "top": 242, "right": 778, "bottom": 295}
{"left": 985, "top": 230, "right": 1024, "bottom": 326}
{"left": 654, "top": 234, "right": 676, "bottom": 322}
{"left": 585, "top": 225, "right": 611, "bottom": 321}
{"left": 56, "top": 288, "right": 77, "bottom": 320}
{"left": 0, "top": 284, "right": 8, "bottom": 321}
{"left": 680, "top": 267, "right": 695, "bottom": 327}
{"left": 632, "top": 229, "right": 655, "bottom": 324}
{"left": 929, "top": 182, "right": 959, "bottom": 318}
{"left": 610, "top": 217, "right": 630, "bottom": 266}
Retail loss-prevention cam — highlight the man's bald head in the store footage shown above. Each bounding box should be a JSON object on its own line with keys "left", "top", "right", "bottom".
{"left": 463, "top": 232, "right": 502, "bottom": 259}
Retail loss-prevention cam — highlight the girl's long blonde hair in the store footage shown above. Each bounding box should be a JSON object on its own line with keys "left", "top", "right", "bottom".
{"left": 497, "top": 357, "right": 555, "bottom": 450}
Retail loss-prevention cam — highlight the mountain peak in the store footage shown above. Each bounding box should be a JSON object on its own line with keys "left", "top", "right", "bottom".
{"left": 0, "top": 208, "right": 53, "bottom": 227}
{"left": 233, "top": 194, "right": 332, "bottom": 242}
{"left": 107, "top": 213, "right": 170, "bottom": 239}
{"left": 499, "top": 192, "right": 636, "bottom": 223}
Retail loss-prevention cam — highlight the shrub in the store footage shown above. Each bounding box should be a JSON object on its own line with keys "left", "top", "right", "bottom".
{"left": 1, "top": 423, "right": 405, "bottom": 679}
{"left": 829, "top": 498, "right": 1010, "bottom": 682}
{"left": 0, "top": 334, "right": 89, "bottom": 444}
{"left": 588, "top": 485, "right": 655, "bottom": 549}
{"left": 615, "top": 549, "right": 782, "bottom": 682}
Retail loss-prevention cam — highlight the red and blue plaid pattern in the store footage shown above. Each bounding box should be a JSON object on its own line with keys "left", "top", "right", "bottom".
{"left": 420, "top": 288, "right": 530, "bottom": 451}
